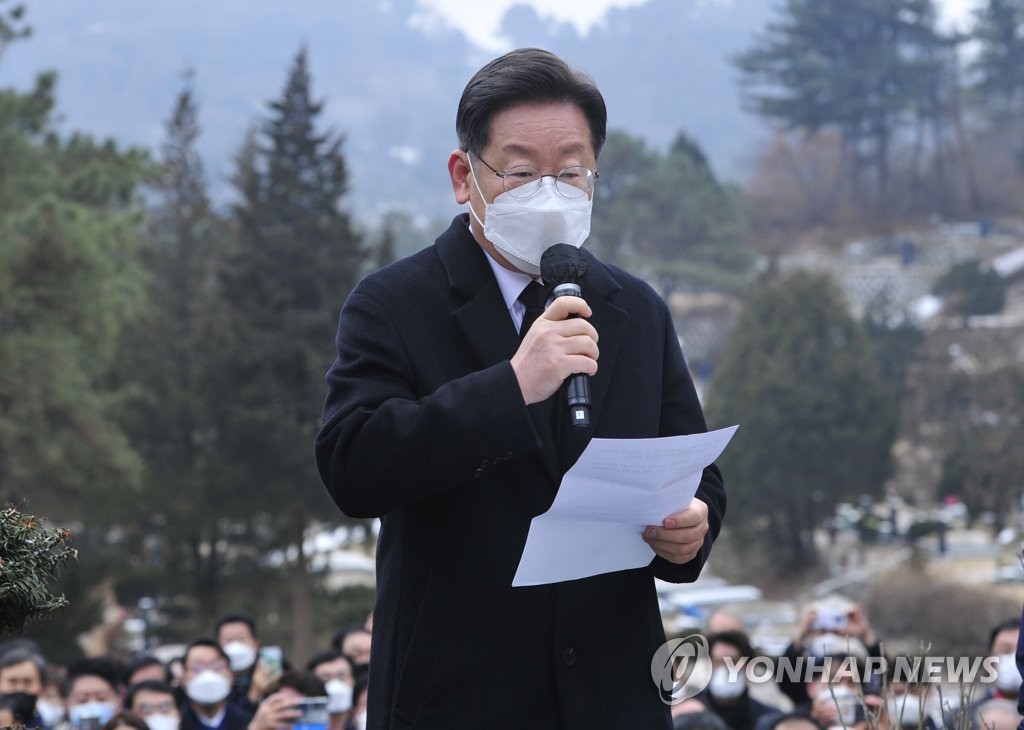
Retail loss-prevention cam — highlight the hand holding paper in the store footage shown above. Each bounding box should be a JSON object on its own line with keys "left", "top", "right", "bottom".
{"left": 512, "top": 425, "right": 737, "bottom": 586}
{"left": 642, "top": 496, "right": 710, "bottom": 565}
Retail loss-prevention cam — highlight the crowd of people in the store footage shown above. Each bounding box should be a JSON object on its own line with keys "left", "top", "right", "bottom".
{"left": 670, "top": 597, "right": 1023, "bottom": 730}
{"left": 0, "top": 598, "right": 1019, "bottom": 730}
{"left": 0, "top": 612, "right": 372, "bottom": 730}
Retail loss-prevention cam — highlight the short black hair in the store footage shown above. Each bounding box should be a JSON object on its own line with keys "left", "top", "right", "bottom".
{"left": 123, "top": 679, "right": 176, "bottom": 712}
{"left": 330, "top": 625, "right": 368, "bottom": 653}
{"left": 456, "top": 47, "right": 607, "bottom": 160}
{"left": 63, "top": 657, "right": 122, "bottom": 698}
{"left": 707, "top": 630, "right": 755, "bottom": 659}
{"left": 260, "top": 670, "right": 326, "bottom": 701}
{"left": 124, "top": 655, "right": 170, "bottom": 685}
{"left": 306, "top": 649, "right": 354, "bottom": 675}
{"left": 215, "top": 612, "right": 258, "bottom": 640}
{"left": 183, "top": 638, "right": 230, "bottom": 669}
{"left": 989, "top": 618, "right": 1020, "bottom": 653}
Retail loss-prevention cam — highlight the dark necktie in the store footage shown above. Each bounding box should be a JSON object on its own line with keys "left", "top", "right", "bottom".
{"left": 518, "top": 280, "right": 548, "bottom": 340}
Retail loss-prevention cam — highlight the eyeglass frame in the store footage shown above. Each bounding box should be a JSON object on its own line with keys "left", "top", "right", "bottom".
{"left": 470, "top": 152, "right": 599, "bottom": 199}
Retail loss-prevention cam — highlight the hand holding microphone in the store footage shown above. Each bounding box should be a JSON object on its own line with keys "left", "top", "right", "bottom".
{"left": 509, "top": 244, "right": 597, "bottom": 429}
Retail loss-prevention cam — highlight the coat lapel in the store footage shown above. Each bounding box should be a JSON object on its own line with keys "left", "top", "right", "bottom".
{"left": 437, "top": 216, "right": 562, "bottom": 485}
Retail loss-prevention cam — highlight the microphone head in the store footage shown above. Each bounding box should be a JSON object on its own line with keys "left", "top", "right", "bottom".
{"left": 540, "top": 243, "right": 588, "bottom": 285}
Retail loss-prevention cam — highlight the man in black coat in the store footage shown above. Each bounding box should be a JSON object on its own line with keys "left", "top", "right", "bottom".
{"left": 316, "top": 47, "right": 727, "bottom": 729}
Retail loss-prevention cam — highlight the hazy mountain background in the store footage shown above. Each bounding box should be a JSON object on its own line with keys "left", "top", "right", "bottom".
{"left": 3, "top": 0, "right": 773, "bottom": 223}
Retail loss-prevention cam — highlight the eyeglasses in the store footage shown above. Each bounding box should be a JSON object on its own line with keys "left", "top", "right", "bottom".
{"left": 472, "top": 153, "right": 598, "bottom": 200}
{"left": 185, "top": 661, "right": 228, "bottom": 675}
{"left": 137, "top": 701, "right": 177, "bottom": 715}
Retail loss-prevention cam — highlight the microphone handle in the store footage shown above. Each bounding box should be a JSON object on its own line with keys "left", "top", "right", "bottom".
{"left": 551, "top": 282, "right": 592, "bottom": 430}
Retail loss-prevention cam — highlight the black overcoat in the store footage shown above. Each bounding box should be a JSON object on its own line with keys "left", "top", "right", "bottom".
{"left": 316, "top": 214, "right": 727, "bottom": 729}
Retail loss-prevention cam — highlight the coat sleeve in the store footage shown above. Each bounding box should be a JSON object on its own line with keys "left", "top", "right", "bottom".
{"left": 315, "top": 287, "right": 542, "bottom": 518}
{"left": 650, "top": 304, "right": 727, "bottom": 583}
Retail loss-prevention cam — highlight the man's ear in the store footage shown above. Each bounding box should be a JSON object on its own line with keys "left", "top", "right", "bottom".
{"left": 448, "top": 150, "right": 471, "bottom": 205}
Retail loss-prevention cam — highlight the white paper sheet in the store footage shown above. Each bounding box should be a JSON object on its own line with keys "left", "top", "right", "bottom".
{"left": 512, "top": 425, "right": 738, "bottom": 586}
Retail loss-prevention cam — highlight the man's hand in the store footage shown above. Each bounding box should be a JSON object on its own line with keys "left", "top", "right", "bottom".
{"left": 643, "top": 498, "right": 709, "bottom": 565}
{"left": 844, "top": 603, "right": 878, "bottom": 647}
{"left": 247, "top": 691, "right": 302, "bottom": 730}
{"left": 510, "top": 295, "right": 599, "bottom": 405}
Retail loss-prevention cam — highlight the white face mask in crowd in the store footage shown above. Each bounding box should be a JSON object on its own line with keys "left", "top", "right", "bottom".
{"left": 325, "top": 679, "right": 354, "bottom": 714}
{"left": 144, "top": 713, "right": 181, "bottom": 730}
{"left": 886, "top": 694, "right": 924, "bottom": 728}
{"left": 36, "top": 699, "right": 66, "bottom": 728}
{"left": 995, "top": 653, "right": 1022, "bottom": 693}
{"left": 468, "top": 161, "right": 592, "bottom": 277}
{"left": 815, "top": 684, "right": 860, "bottom": 727}
{"left": 222, "top": 641, "right": 257, "bottom": 672}
{"left": 186, "top": 669, "right": 232, "bottom": 705}
{"left": 708, "top": 666, "right": 746, "bottom": 700}
{"left": 69, "top": 701, "right": 117, "bottom": 727}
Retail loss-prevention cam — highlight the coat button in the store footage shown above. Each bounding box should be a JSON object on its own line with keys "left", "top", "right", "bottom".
{"left": 562, "top": 647, "right": 576, "bottom": 666}
{"left": 473, "top": 467, "right": 484, "bottom": 477}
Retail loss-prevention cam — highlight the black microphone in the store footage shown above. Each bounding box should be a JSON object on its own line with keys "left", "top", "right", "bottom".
{"left": 540, "top": 244, "right": 591, "bottom": 431}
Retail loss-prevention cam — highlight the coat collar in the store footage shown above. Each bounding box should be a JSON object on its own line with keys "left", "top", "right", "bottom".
{"left": 436, "top": 213, "right": 629, "bottom": 475}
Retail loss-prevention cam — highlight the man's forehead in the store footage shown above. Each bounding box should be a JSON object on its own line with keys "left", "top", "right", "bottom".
{"left": 0, "top": 660, "right": 41, "bottom": 677}
{"left": 187, "top": 645, "right": 221, "bottom": 663}
{"left": 134, "top": 689, "right": 175, "bottom": 705}
{"left": 71, "top": 675, "right": 114, "bottom": 694}
{"left": 219, "top": 621, "right": 254, "bottom": 638}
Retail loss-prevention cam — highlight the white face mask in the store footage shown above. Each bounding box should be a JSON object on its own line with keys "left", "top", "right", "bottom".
{"left": 222, "top": 641, "right": 257, "bottom": 672}
{"left": 708, "top": 665, "right": 746, "bottom": 700}
{"left": 186, "top": 669, "right": 232, "bottom": 705}
{"left": 469, "top": 161, "right": 592, "bottom": 277}
{"left": 325, "top": 679, "right": 354, "bottom": 714}
{"left": 36, "top": 699, "right": 66, "bottom": 728}
{"left": 144, "top": 713, "right": 181, "bottom": 730}
{"left": 69, "top": 701, "right": 117, "bottom": 727}
{"left": 995, "top": 653, "right": 1022, "bottom": 693}
{"left": 815, "top": 684, "right": 859, "bottom": 726}
{"left": 887, "top": 694, "right": 923, "bottom": 728}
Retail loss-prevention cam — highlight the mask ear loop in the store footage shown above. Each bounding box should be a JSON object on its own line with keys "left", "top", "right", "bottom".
{"left": 465, "top": 152, "right": 489, "bottom": 229}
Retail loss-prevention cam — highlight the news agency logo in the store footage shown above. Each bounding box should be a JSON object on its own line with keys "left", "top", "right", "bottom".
{"left": 650, "top": 636, "right": 1002, "bottom": 706}
{"left": 651, "top": 634, "right": 711, "bottom": 704}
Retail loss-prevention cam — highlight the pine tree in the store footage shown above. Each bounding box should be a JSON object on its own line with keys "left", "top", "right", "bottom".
{"left": 221, "top": 47, "right": 365, "bottom": 660}
{"left": 0, "top": 70, "right": 148, "bottom": 517}
{"left": 734, "top": 0, "right": 948, "bottom": 212}
{"left": 704, "top": 272, "right": 898, "bottom": 573}
{"left": 969, "top": 0, "right": 1024, "bottom": 120}
{"left": 113, "top": 74, "right": 237, "bottom": 624}
{"left": 588, "top": 130, "right": 754, "bottom": 294}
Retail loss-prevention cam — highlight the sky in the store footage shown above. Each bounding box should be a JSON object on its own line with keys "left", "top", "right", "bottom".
{"left": 417, "top": 0, "right": 982, "bottom": 49}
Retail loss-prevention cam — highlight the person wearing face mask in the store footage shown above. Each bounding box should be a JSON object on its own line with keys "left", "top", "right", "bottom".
{"left": 123, "top": 679, "right": 181, "bottom": 730}
{"left": 179, "top": 639, "right": 254, "bottom": 730}
{"left": 315, "top": 47, "right": 726, "bottom": 729}
{"left": 330, "top": 628, "right": 371, "bottom": 678}
{"left": 697, "top": 632, "right": 783, "bottom": 730}
{"left": 215, "top": 613, "right": 271, "bottom": 713}
{"left": 884, "top": 679, "right": 939, "bottom": 730}
{"left": 938, "top": 616, "right": 1024, "bottom": 730}
{"left": 56, "top": 657, "right": 123, "bottom": 730}
{"left": 305, "top": 650, "right": 356, "bottom": 726}
{"left": 776, "top": 598, "right": 883, "bottom": 708}
{"left": 0, "top": 646, "right": 48, "bottom": 728}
